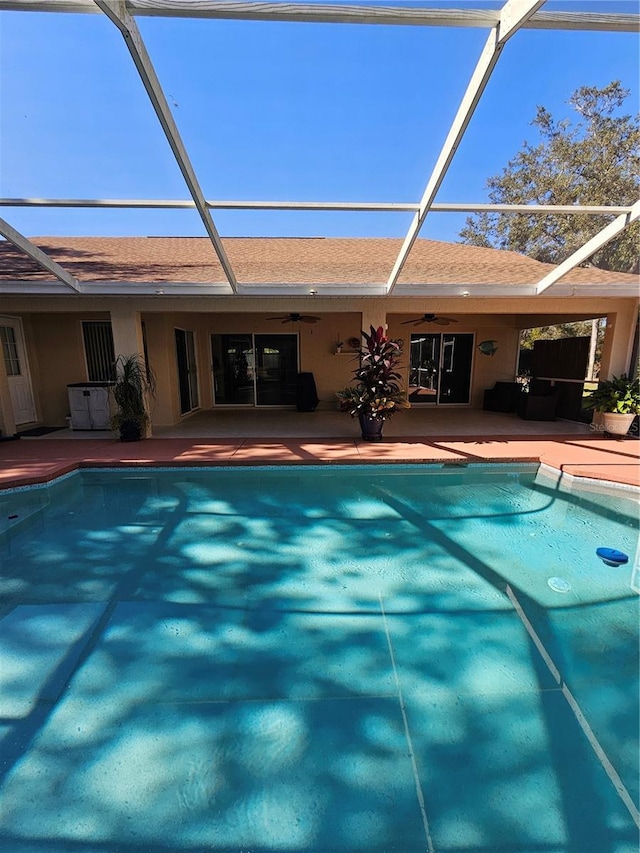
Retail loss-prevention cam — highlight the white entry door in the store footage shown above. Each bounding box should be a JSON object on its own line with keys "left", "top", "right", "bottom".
{"left": 0, "top": 316, "right": 36, "bottom": 425}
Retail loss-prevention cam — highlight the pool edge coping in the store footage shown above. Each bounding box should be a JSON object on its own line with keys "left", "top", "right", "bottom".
{"left": 1, "top": 457, "right": 638, "bottom": 502}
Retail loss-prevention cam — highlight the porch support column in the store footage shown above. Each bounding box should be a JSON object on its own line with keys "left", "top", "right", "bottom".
{"left": 110, "top": 308, "right": 145, "bottom": 360}
{"left": 109, "top": 308, "right": 153, "bottom": 436}
{"left": 599, "top": 306, "right": 639, "bottom": 380}
{"left": 360, "top": 310, "right": 388, "bottom": 339}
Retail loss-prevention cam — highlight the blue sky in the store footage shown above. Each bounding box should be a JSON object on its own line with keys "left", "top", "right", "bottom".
{"left": 0, "top": 1, "right": 638, "bottom": 242}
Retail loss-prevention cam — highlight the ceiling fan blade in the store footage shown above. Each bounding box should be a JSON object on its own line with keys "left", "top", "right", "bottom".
{"left": 401, "top": 318, "right": 418, "bottom": 325}
{"left": 433, "top": 318, "right": 449, "bottom": 325}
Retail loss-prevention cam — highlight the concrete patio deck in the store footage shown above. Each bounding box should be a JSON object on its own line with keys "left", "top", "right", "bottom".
{"left": 1, "top": 409, "right": 638, "bottom": 492}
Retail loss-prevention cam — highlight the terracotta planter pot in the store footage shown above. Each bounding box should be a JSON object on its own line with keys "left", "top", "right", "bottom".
{"left": 603, "top": 412, "right": 635, "bottom": 436}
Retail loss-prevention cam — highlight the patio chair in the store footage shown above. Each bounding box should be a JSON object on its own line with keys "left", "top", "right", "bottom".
{"left": 483, "top": 381, "right": 523, "bottom": 413}
{"left": 518, "top": 384, "right": 561, "bottom": 421}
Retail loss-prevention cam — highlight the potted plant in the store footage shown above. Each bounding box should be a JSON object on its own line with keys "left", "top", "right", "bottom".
{"left": 336, "top": 326, "right": 410, "bottom": 441}
{"left": 583, "top": 373, "right": 640, "bottom": 436}
{"left": 110, "top": 353, "right": 156, "bottom": 442}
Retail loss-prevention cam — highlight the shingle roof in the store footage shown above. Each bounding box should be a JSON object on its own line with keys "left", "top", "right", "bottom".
{"left": 0, "top": 236, "right": 637, "bottom": 286}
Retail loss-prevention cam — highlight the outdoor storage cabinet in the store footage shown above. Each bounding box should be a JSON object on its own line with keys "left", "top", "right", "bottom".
{"left": 67, "top": 382, "right": 113, "bottom": 430}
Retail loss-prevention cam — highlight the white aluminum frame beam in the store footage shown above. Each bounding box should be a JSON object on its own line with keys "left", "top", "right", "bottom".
{"left": 0, "top": 217, "right": 81, "bottom": 292}
{"left": 93, "top": 0, "right": 238, "bottom": 292}
{"left": 0, "top": 2, "right": 636, "bottom": 33}
{"left": 386, "top": 0, "right": 546, "bottom": 294}
{"left": 535, "top": 200, "right": 640, "bottom": 294}
{"left": 0, "top": 198, "right": 635, "bottom": 216}
{"left": 0, "top": 279, "right": 636, "bottom": 298}
{"left": 0, "top": 198, "right": 419, "bottom": 212}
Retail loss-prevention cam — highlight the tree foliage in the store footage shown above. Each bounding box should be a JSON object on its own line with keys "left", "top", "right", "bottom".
{"left": 520, "top": 320, "right": 597, "bottom": 349}
{"left": 459, "top": 82, "right": 639, "bottom": 272}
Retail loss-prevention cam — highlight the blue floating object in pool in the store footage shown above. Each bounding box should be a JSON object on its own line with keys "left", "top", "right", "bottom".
{"left": 596, "top": 547, "right": 629, "bottom": 567}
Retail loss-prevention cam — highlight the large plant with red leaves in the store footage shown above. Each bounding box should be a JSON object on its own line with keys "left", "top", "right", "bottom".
{"left": 336, "top": 326, "right": 410, "bottom": 419}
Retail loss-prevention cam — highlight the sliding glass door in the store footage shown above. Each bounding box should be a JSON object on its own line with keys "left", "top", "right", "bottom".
{"left": 175, "top": 328, "right": 199, "bottom": 415}
{"left": 409, "top": 334, "right": 440, "bottom": 403}
{"left": 409, "top": 332, "right": 474, "bottom": 404}
{"left": 255, "top": 334, "right": 298, "bottom": 406}
{"left": 212, "top": 334, "right": 255, "bottom": 405}
{"left": 211, "top": 333, "right": 298, "bottom": 406}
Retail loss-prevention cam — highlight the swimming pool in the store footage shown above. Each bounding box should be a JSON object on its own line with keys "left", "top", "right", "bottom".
{"left": 0, "top": 464, "right": 638, "bottom": 852}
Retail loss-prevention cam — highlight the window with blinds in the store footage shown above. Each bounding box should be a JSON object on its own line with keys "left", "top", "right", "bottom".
{"left": 82, "top": 321, "right": 115, "bottom": 382}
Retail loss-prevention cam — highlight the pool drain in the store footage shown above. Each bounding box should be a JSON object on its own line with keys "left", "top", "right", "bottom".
{"left": 548, "top": 577, "right": 571, "bottom": 593}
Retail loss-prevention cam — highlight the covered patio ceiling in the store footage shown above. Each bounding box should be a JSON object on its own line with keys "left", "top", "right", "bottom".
{"left": 0, "top": 0, "right": 638, "bottom": 298}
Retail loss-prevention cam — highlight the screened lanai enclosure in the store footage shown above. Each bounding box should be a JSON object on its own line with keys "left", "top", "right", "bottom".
{"left": 0, "top": 0, "right": 637, "bottom": 294}
{"left": 0, "top": 0, "right": 637, "bottom": 435}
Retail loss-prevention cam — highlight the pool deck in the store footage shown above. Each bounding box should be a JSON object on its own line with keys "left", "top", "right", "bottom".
{"left": 1, "top": 416, "right": 638, "bottom": 491}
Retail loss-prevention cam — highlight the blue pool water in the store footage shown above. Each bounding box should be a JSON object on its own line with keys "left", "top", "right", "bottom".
{"left": 0, "top": 464, "right": 638, "bottom": 852}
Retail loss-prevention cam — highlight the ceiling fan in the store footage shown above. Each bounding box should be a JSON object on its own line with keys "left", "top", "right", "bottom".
{"left": 401, "top": 313, "right": 458, "bottom": 327}
{"left": 266, "top": 313, "right": 321, "bottom": 324}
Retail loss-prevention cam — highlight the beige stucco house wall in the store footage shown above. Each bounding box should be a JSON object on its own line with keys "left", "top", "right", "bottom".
{"left": 0, "top": 295, "right": 637, "bottom": 432}
{"left": 0, "top": 237, "right": 637, "bottom": 434}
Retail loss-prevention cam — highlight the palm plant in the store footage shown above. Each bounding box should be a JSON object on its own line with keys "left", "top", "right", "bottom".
{"left": 110, "top": 353, "right": 156, "bottom": 441}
